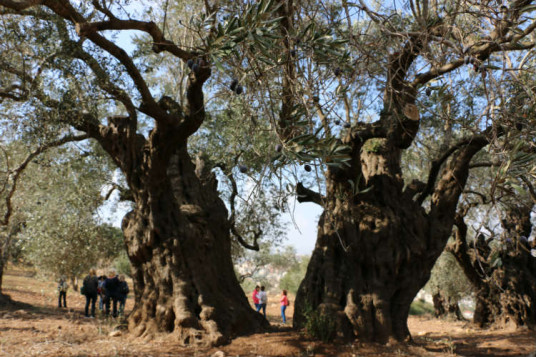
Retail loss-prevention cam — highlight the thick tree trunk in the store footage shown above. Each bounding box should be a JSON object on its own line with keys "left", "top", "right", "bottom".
{"left": 451, "top": 206, "right": 536, "bottom": 329}
{"left": 432, "top": 292, "right": 463, "bottom": 320}
{"left": 0, "top": 254, "right": 4, "bottom": 295}
{"left": 294, "top": 105, "right": 487, "bottom": 342}
{"left": 471, "top": 247, "right": 536, "bottom": 328}
{"left": 473, "top": 245, "right": 536, "bottom": 328}
{"left": 294, "top": 190, "right": 434, "bottom": 343}
{"left": 122, "top": 149, "right": 265, "bottom": 345}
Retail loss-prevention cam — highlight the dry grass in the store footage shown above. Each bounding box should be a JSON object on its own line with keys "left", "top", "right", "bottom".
{"left": 1, "top": 265, "right": 535, "bottom": 357}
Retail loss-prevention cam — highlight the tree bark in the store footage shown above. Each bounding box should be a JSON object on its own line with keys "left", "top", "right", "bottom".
{"left": 0, "top": 252, "right": 5, "bottom": 296}
{"left": 122, "top": 148, "right": 265, "bottom": 345}
{"left": 450, "top": 206, "right": 536, "bottom": 328}
{"left": 294, "top": 177, "right": 432, "bottom": 343}
{"left": 432, "top": 291, "right": 463, "bottom": 320}
{"left": 294, "top": 114, "right": 491, "bottom": 343}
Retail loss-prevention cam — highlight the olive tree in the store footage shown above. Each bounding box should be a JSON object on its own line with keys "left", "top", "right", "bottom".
{"left": 0, "top": 0, "right": 287, "bottom": 344}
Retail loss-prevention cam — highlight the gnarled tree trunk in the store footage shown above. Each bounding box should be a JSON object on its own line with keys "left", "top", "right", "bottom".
{"left": 432, "top": 291, "right": 463, "bottom": 320}
{"left": 122, "top": 148, "right": 265, "bottom": 345}
{"left": 450, "top": 205, "right": 536, "bottom": 329}
{"left": 294, "top": 123, "right": 491, "bottom": 343}
{"left": 293, "top": 28, "right": 496, "bottom": 342}
{"left": 294, "top": 193, "right": 430, "bottom": 342}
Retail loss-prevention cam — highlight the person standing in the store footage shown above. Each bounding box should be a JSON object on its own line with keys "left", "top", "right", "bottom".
{"left": 251, "top": 285, "right": 260, "bottom": 311}
{"left": 280, "top": 290, "right": 289, "bottom": 323}
{"left": 97, "top": 275, "right": 106, "bottom": 311}
{"left": 118, "top": 274, "right": 129, "bottom": 316}
{"left": 82, "top": 268, "right": 99, "bottom": 317}
{"left": 258, "top": 286, "right": 268, "bottom": 318}
{"left": 57, "top": 276, "right": 68, "bottom": 308}
{"left": 103, "top": 270, "right": 120, "bottom": 317}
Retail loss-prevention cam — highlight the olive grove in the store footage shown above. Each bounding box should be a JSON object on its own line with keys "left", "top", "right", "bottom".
{"left": 1, "top": 0, "right": 536, "bottom": 347}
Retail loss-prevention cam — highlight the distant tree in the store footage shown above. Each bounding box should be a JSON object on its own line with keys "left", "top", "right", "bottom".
{"left": 236, "top": 245, "right": 299, "bottom": 291}
{"left": 425, "top": 251, "right": 472, "bottom": 320}
{"left": 0, "top": 130, "right": 90, "bottom": 295}
{"left": 280, "top": 255, "right": 310, "bottom": 295}
{"left": 15, "top": 148, "right": 122, "bottom": 289}
{"left": 113, "top": 251, "right": 132, "bottom": 278}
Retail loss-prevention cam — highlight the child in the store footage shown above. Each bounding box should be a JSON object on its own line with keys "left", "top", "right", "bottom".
{"left": 98, "top": 275, "right": 106, "bottom": 311}
{"left": 257, "top": 286, "right": 268, "bottom": 318}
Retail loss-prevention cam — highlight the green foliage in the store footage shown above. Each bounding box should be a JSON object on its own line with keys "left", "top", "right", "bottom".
{"left": 235, "top": 245, "right": 303, "bottom": 292}
{"left": 362, "top": 139, "right": 383, "bottom": 154}
{"left": 279, "top": 255, "right": 310, "bottom": 294}
{"left": 425, "top": 250, "right": 473, "bottom": 303}
{"left": 113, "top": 251, "right": 132, "bottom": 277}
{"left": 302, "top": 302, "right": 337, "bottom": 343}
{"left": 409, "top": 299, "right": 435, "bottom": 316}
{"left": 13, "top": 146, "right": 123, "bottom": 279}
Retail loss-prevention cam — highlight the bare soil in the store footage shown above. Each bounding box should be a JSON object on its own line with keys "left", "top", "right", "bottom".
{"left": 0, "top": 266, "right": 535, "bottom": 357}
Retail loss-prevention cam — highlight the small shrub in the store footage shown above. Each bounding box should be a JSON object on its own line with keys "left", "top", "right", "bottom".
{"left": 409, "top": 299, "right": 434, "bottom": 316}
{"left": 303, "top": 303, "right": 337, "bottom": 343}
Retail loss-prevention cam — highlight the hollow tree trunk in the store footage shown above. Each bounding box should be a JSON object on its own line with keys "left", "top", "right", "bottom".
{"left": 472, "top": 245, "right": 536, "bottom": 328}
{"left": 123, "top": 148, "right": 265, "bottom": 345}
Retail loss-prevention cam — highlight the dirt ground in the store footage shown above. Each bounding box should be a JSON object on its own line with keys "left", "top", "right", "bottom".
{"left": 0, "top": 266, "right": 535, "bottom": 357}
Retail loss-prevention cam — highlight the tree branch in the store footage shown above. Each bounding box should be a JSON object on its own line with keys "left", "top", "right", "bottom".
{"left": 349, "top": 121, "right": 387, "bottom": 144}
{"left": 1, "top": 134, "right": 89, "bottom": 226}
{"left": 446, "top": 212, "right": 485, "bottom": 289}
{"left": 76, "top": 19, "right": 192, "bottom": 60}
{"left": 218, "top": 161, "right": 260, "bottom": 252}
{"left": 412, "top": 6, "right": 536, "bottom": 87}
{"left": 0, "top": 0, "right": 43, "bottom": 10}
{"left": 417, "top": 127, "right": 500, "bottom": 205}
{"left": 521, "top": 176, "right": 536, "bottom": 204}
{"left": 296, "top": 182, "right": 325, "bottom": 206}
{"left": 427, "top": 127, "right": 503, "bottom": 240}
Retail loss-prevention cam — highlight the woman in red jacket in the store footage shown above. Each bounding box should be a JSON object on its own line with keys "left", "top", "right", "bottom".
{"left": 280, "top": 290, "right": 289, "bottom": 323}
{"left": 252, "top": 285, "right": 260, "bottom": 311}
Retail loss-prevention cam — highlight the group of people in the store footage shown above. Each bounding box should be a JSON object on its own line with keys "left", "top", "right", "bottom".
{"left": 251, "top": 285, "right": 290, "bottom": 323}
{"left": 57, "top": 269, "right": 129, "bottom": 318}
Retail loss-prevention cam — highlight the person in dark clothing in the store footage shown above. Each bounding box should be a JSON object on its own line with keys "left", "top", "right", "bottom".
{"left": 57, "top": 276, "right": 68, "bottom": 308}
{"left": 118, "top": 274, "right": 129, "bottom": 316}
{"left": 103, "top": 270, "right": 120, "bottom": 317}
{"left": 82, "top": 268, "right": 99, "bottom": 317}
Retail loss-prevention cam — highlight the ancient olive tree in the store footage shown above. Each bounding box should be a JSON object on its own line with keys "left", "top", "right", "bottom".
{"left": 448, "top": 177, "right": 536, "bottom": 328}
{"left": 231, "top": 0, "right": 536, "bottom": 343}
{"left": 0, "top": 0, "right": 288, "bottom": 344}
